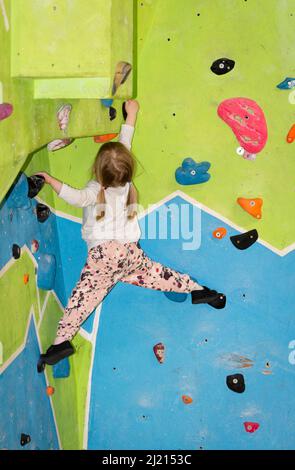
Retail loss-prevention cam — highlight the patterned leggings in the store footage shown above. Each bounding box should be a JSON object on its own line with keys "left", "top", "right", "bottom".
{"left": 56, "top": 241, "right": 202, "bottom": 342}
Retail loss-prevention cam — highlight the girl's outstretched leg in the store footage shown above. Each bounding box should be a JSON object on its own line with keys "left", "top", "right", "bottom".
{"left": 121, "top": 244, "right": 226, "bottom": 308}
{"left": 38, "top": 243, "right": 123, "bottom": 371}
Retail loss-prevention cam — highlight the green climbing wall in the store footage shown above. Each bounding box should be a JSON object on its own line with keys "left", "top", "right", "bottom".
{"left": 0, "top": 0, "right": 134, "bottom": 204}
{"left": 32, "top": 0, "right": 295, "bottom": 251}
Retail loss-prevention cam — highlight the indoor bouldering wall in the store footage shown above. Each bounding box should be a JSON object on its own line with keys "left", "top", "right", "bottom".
{"left": 1, "top": 0, "right": 295, "bottom": 451}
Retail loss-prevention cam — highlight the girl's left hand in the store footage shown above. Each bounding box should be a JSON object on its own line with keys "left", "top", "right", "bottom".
{"left": 35, "top": 172, "right": 52, "bottom": 184}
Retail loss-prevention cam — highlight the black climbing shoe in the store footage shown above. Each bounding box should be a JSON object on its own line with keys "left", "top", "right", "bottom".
{"left": 191, "top": 286, "right": 226, "bottom": 309}
{"left": 37, "top": 341, "right": 75, "bottom": 373}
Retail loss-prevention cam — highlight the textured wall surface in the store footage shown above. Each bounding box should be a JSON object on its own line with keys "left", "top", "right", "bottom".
{"left": 1, "top": 0, "right": 295, "bottom": 451}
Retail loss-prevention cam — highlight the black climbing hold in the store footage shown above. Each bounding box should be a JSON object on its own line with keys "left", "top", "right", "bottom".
{"left": 37, "top": 356, "right": 46, "bottom": 373}
{"left": 122, "top": 102, "right": 127, "bottom": 121}
{"left": 109, "top": 107, "right": 117, "bottom": 121}
{"left": 12, "top": 244, "right": 21, "bottom": 259}
{"left": 27, "top": 175, "right": 45, "bottom": 199}
{"left": 230, "top": 229, "right": 258, "bottom": 250}
{"left": 226, "top": 373, "right": 245, "bottom": 393}
{"left": 20, "top": 434, "right": 31, "bottom": 447}
{"left": 211, "top": 58, "right": 235, "bottom": 75}
{"left": 36, "top": 203, "right": 51, "bottom": 223}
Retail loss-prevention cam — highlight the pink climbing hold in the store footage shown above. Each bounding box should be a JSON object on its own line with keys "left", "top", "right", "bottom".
{"left": 31, "top": 240, "right": 39, "bottom": 253}
{"left": 47, "top": 138, "right": 73, "bottom": 152}
{"left": 244, "top": 422, "right": 260, "bottom": 433}
{"left": 0, "top": 103, "right": 13, "bottom": 121}
{"left": 218, "top": 98, "right": 268, "bottom": 160}
{"left": 57, "top": 104, "right": 72, "bottom": 132}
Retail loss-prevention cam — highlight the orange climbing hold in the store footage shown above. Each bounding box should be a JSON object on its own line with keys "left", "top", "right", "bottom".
{"left": 213, "top": 227, "right": 227, "bottom": 239}
{"left": 46, "top": 386, "right": 55, "bottom": 396}
{"left": 93, "top": 133, "right": 118, "bottom": 144}
{"left": 23, "top": 274, "right": 29, "bottom": 285}
{"left": 182, "top": 395, "right": 193, "bottom": 405}
{"left": 237, "top": 197, "right": 263, "bottom": 219}
{"left": 287, "top": 124, "right": 295, "bottom": 143}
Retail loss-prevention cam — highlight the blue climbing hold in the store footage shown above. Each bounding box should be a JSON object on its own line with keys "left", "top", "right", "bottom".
{"left": 175, "top": 158, "right": 211, "bottom": 185}
{"left": 164, "top": 291, "right": 188, "bottom": 303}
{"left": 53, "top": 358, "right": 70, "bottom": 379}
{"left": 36, "top": 253, "right": 56, "bottom": 290}
{"left": 277, "top": 77, "right": 295, "bottom": 90}
{"left": 101, "top": 99, "right": 114, "bottom": 108}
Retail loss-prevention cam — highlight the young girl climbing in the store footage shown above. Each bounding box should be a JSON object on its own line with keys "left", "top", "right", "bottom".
{"left": 36, "top": 100, "right": 226, "bottom": 371}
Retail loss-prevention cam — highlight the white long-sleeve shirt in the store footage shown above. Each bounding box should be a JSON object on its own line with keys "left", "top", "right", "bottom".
{"left": 58, "top": 124, "right": 141, "bottom": 250}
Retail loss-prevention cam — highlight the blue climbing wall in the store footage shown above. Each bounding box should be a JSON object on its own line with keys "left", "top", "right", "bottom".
{"left": 0, "top": 319, "right": 59, "bottom": 450}
{"left": 84, "top": 196, "right": 295, "bottom": 450}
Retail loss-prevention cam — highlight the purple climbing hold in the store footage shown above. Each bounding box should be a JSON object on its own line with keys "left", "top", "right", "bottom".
{"left": 109, "top": 107, "right": 117, "bottom": 121}
{"left": 0, "top": 103, "right": 13, "bottom": 121}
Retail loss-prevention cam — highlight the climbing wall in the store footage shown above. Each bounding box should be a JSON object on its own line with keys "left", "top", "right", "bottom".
{"left": 1, "top": 0, "right": 295, "bottom": 451}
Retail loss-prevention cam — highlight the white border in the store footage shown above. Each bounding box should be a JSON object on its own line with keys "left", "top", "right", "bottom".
{"left": 0, "top": 0, "right": 9, "bottom": 31}
{"left": 36, "top": 191, "right": 295, "bottom": 257}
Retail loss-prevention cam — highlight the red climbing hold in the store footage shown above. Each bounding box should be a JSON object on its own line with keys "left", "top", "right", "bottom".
{"left": 244, "top": 422, "right": 260, "bottom": 433}
{"left": 46, "top": 386, "right": 55, "bottom": 396}
{"left": 0, "top": 103, "right": 13, "bottom": 121}
{"left": 93, "top": 133, "right": 118, "bottom": 143}
{"left": 153, "top": 343, "right": 165, "bottom": 364}
{"left": 287, "top": 124, "right": 295, "bottom": 143}
{"left": 213, "top": 227, "right": 227, "bottom": 239}
{"left": 23, "top": 274, "right": 29, "bottom": 285}
{"left": 31, "top": 240, "right": 39, "bottom": 253}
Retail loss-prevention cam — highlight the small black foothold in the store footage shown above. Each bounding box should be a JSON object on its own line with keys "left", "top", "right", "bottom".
{"left": 109, "top": 107, "right": 117, "bottom": 121}
{"left": 230, "top": 229, "right": 258, "bottom": 250}
{"left": 122, "top": 102, "right": 127, "bottom": 121}
{"left": 211, "top": 58, "right": 235, "bottom": 75}
{"left": 226, "top": 373, "right": 245, "bottom": 393}
{"left": 27, "top": 175, "right": 45, "bottom": 199}
{"left": 36, "top": 203, "right": 51, "bottom": 223}
{"left": 12, "top": 244, "right": 21, "bottom": 259}
{"left": 20, "top": 434, "right": 31, "bottom": 447}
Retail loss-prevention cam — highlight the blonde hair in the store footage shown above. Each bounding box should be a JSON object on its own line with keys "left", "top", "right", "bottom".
{"left": 93, "top": 142, "right": 138, "bottom": 221}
